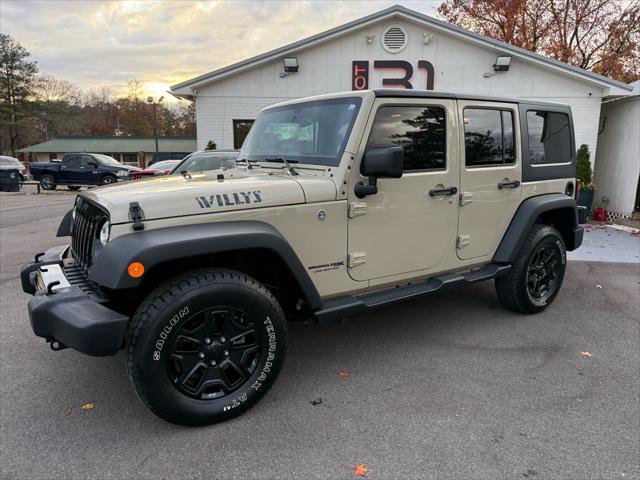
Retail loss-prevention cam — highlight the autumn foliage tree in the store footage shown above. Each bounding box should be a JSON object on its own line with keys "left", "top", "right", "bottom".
{"left": 438, "top": 0, "right": 640, "bottom": 82}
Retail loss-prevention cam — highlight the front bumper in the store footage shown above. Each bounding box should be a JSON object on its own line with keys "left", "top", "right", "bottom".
{"left": 21, "top": 246, "right": 129, "bottom": 356}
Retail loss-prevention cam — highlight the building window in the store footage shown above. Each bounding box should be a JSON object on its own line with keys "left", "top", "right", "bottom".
{"left": 464, "top": 108, "right": 515, "bottom": 166}
{"left": 365, "top": 105, "right": 446, "bottom": 171}
{"left": 49, "top": 153, "right": 57, "bottom": 161}
{"left": 121, "top": 153, "right": 138, "bottom": 166}
{"left": 233, "top": 120, "right": 254, "bottom": 149}
{"left": 527, "top": 111, "right": 571, "bottom": 165}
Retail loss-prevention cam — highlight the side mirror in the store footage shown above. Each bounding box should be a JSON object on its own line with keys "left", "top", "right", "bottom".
{"left": 354, "top": 147, "right": 403, "bottom": 198}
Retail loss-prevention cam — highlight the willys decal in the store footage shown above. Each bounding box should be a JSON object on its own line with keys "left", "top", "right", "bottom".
{"left": 196, "top": 191, "right": 262, "bottom": 209}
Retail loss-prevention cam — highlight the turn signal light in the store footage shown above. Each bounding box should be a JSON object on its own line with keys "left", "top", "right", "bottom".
{"left": 127, "top": 262, "right": 145, "bottom": 278}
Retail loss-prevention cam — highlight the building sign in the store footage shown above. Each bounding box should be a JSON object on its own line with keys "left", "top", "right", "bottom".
{"left": 352, "top": 60, "right": 435, "bottom": 90}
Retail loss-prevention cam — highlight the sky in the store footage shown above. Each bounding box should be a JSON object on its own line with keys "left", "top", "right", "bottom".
{"left": 0, "top": 0, "right": 441, "bottom": 101}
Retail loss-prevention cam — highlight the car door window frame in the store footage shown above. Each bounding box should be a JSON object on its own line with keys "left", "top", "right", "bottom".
{"left": 364, "top": 103, "right": 448, "bottom": 175}
{"left": 463, "top": 106, "right": 516, "bottom": 169}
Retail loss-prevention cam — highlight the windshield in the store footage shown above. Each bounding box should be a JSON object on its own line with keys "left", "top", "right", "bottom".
{"left": 240, "top": 97, "right": 361, "bottom": 167}
{"left": 93, "top": 154, "right": 121, "bottom": 166}
{"left": 151, "top": 160, "right": 179, "bottom": 170}
{"left": 172, "top": 152, "right": 237, "bottom": 173}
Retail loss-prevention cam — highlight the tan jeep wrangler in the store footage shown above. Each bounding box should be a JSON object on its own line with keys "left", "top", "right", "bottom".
{"left": 21, "top": 89, "right": 583, "bottom": 425}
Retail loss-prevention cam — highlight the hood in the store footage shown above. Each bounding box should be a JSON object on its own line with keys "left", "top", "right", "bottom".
{"left": 82, "top": 168, "right": 336, "bottom": 224}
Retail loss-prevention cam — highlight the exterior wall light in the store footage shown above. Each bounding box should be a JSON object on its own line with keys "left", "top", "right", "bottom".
{"left": 493, "top": 55, "right": 512, "bottom": 72}
{"left": 283, "top": 57, "right": 299, "bottom": 73}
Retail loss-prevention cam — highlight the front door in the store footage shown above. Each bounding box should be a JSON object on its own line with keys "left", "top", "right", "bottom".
{"left": 347, "top": 98, "right": 460, "bottom": 281}
{"left": 456, "top": 101, "right": 522, "bottom": 260}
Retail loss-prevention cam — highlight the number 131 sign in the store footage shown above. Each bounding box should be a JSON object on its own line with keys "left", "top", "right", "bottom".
{"left": 352, "top": 60, "right": 435, "bottom": 90}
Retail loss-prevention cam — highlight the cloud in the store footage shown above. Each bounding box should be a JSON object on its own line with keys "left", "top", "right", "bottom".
{"left": 0, "top": 0, "right": 440, "bottom": 97}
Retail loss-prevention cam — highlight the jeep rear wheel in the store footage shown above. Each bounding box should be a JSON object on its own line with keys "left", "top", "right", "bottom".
{"left": 127, "top": 268, "right": 287, "bottom": 426}
{"left": 495, "top": 224, "right": 566, "bottom": 314}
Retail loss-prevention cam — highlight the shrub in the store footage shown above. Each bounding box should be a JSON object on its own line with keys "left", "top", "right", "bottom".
{"left": 205, "top": 140, "right": 217, "bottom": 150}
{"left": 576, "top": 144, "right": 595, "bottom": 189}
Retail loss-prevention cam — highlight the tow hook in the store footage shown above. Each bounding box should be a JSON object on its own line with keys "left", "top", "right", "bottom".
{"left": 46, "top": 280, "right": 60, "bottom": 295}
{"left": 34, "top": 252, "right": 45, "bottom": 262}
{"left": 49, "top": 339, "right": 68, "bottom": 351}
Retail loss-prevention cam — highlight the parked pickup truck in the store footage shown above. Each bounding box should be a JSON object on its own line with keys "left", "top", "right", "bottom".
{"left": 30, "top": 153, "right": 140, "bottom": 190}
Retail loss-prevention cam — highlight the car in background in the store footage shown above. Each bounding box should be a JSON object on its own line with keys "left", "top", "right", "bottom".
{"left": 30, "top": 153, "right": 140, "bottom": 190}
{"left": 0, "top": 156, "right": 27, "bottom": 183}
{"left": 171, "top": 150, "right": 238, "bottom": 175}
{"left": 148, "top": 152, "right": 190, "bottom": 166}
{"left": 130, "top": 160, "right": 180, "bottom": 181}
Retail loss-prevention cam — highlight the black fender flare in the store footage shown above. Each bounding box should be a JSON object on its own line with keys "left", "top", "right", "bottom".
{"left": 57, "top": 209, "right": 73, "bottom": 237}
{"left": 88, "top": 221, "right": 322, "bottom": 309}
{"left": 493, "top": 193, "right": 580, "bottom": 263}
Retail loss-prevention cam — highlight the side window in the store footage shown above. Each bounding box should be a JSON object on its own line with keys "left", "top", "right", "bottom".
{"left": 527, "top": 111, "right": 571, "bottom": 164}
{"left": 463, "top": 108, "right": 515, "bottom": 167}
{"left": 366, "top": 105, "right": 446, "bottom": 171}
{"left": 78, "top": 155, "right": 95, "bottom": 166}
{"left": 64, "top": 155, "right": 80, "bottom": 167}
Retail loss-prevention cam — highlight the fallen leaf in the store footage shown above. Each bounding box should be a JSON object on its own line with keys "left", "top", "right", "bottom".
{"left": 63, "top": 407, "right": 73, "bottom": 417}
{"left": 580, "top": 351, "right": 593, "bottom": 358}
{"left": 338, "top": 370, "right": 350, "bottom": 379}
{"left": 354, "top": 464, "right": 368, "bottom": 476}
{"left": 595, "top": 284, "right": 602, "bottom": 289}
{"left": 82, "top": 403, "right": 94, "bottom": 410}
{"left": 310, "top": 398, "right": 323, "bottom": 406}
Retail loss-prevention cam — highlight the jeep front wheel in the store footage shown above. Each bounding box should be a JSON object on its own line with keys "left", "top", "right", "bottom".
{"left": 127, "top": 268, "right": 287, "bottom": 426}
{"left": 495, "top": 224, "right": 567, "bottom": 314}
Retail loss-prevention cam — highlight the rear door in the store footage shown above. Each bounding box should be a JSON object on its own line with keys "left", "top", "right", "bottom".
{"left": 347, "top": 98, "right": 460, "bottom": 281}
{"left": 456, "top": 101, "right": 522, "bottom": 260}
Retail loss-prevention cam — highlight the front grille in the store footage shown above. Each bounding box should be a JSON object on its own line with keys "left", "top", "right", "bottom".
{"left": 71, "top": 197, "right": 109, "bottom": 270}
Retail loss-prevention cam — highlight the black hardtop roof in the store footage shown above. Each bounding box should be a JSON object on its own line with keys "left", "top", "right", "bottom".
{"left": 373, "top": 89, "right": 567, "bottom": 108}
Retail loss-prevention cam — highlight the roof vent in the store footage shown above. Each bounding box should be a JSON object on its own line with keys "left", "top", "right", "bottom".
{"left": 382, "top": 26, "right": 408, "bottom": 53}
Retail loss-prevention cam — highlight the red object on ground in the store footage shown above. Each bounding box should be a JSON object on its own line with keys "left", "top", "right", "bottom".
{"left": 593, "top": 207, "right": 607, "bottom": 222}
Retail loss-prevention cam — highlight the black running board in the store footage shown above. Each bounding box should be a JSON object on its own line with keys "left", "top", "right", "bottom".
{"left": 313, "top": 263, "right": 511, "bottom": 324}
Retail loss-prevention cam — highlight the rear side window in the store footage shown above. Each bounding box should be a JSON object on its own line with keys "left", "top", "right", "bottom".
{"left": 366, "top": 105, "right": 446, "bottom": 171}
{"left": 527, "top": 111, "right": 571, "bottom": 164}
{"left": 463, "top": 108, "right": 515, "bottom": 166}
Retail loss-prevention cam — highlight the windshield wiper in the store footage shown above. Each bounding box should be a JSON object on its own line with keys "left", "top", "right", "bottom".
{"left": 236, "top": 158, "right": 258, "bottom": 169}
{"left": 264, "top": 156, "right": 299, "bottom": 176}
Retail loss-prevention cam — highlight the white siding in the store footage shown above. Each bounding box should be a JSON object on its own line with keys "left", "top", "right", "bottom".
{"left": 593, "top": 98, "right": 640, "bottom": 215}
{"left": 194, "top": 18, "right": 608, "bottom": 159}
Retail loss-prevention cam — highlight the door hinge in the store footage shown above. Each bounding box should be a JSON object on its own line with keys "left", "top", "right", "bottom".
{"left": 348, "top": 202, "right": 368, "bottom": 218}
{"left": 457, "top": 235, "right": 471, "bottom": 249}
{"left": 459, "top": 192, "right": 473, "bottom": 206}
{"left": 348, "top": 252, "right": 367, "bottom": 268}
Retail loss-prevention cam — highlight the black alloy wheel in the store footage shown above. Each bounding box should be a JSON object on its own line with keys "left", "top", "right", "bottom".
{"left": 167, "top": 306, "right": 262, "bottom": 400}
{"left": 526, "top": 244, "right": 562, "bottom": 303}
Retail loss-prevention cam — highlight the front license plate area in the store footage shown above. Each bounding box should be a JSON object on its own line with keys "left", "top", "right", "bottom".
{"left": 34, "top": 264, "right": 71, "bottom": 293}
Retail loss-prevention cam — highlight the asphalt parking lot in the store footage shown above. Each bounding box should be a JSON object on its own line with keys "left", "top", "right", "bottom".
{"left": 1, "top": 193, "right": 638, "bottom": 480}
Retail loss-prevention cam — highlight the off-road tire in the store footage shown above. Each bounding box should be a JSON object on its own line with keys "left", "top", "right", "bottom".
{"left": 67, "top": 185, "right": 81, "bottom": 191}
{"left": 40, "top": 175, "right": 56, "bottom": 190}
{"left": 100, "top": 175, "right": 117, "bottom": 185}
{"left": 126, "top": 268, "right": 287, "bottom": 426}
{"left": 495, "top": 224, "right": 567, "bottom": 314}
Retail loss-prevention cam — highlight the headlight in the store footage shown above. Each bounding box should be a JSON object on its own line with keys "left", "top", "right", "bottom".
{"left": 99, "top": 221, "right": 110, "bottom": 246}
{"left": 117, "top": 170, "right": 129, "bottom": 177}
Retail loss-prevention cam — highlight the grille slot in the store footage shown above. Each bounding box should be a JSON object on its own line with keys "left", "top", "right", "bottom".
{"left": 71, "top": 197, "right": 108, "bottom": 270}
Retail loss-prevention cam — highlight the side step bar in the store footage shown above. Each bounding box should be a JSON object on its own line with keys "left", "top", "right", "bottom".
{"left": 313, "top": 263, "right": 511, "bottom": 324}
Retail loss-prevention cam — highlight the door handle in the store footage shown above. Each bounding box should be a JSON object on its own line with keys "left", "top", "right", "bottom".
{"left": 498, "top": 180, "right": 520, "bottom": 189}
{"left": 429, "top": 186, "right": 458, "bottom": 197}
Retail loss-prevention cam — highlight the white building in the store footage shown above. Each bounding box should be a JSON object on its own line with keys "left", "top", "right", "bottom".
{"left": 171, "top": 4, "right": 638, "bottom": 216}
